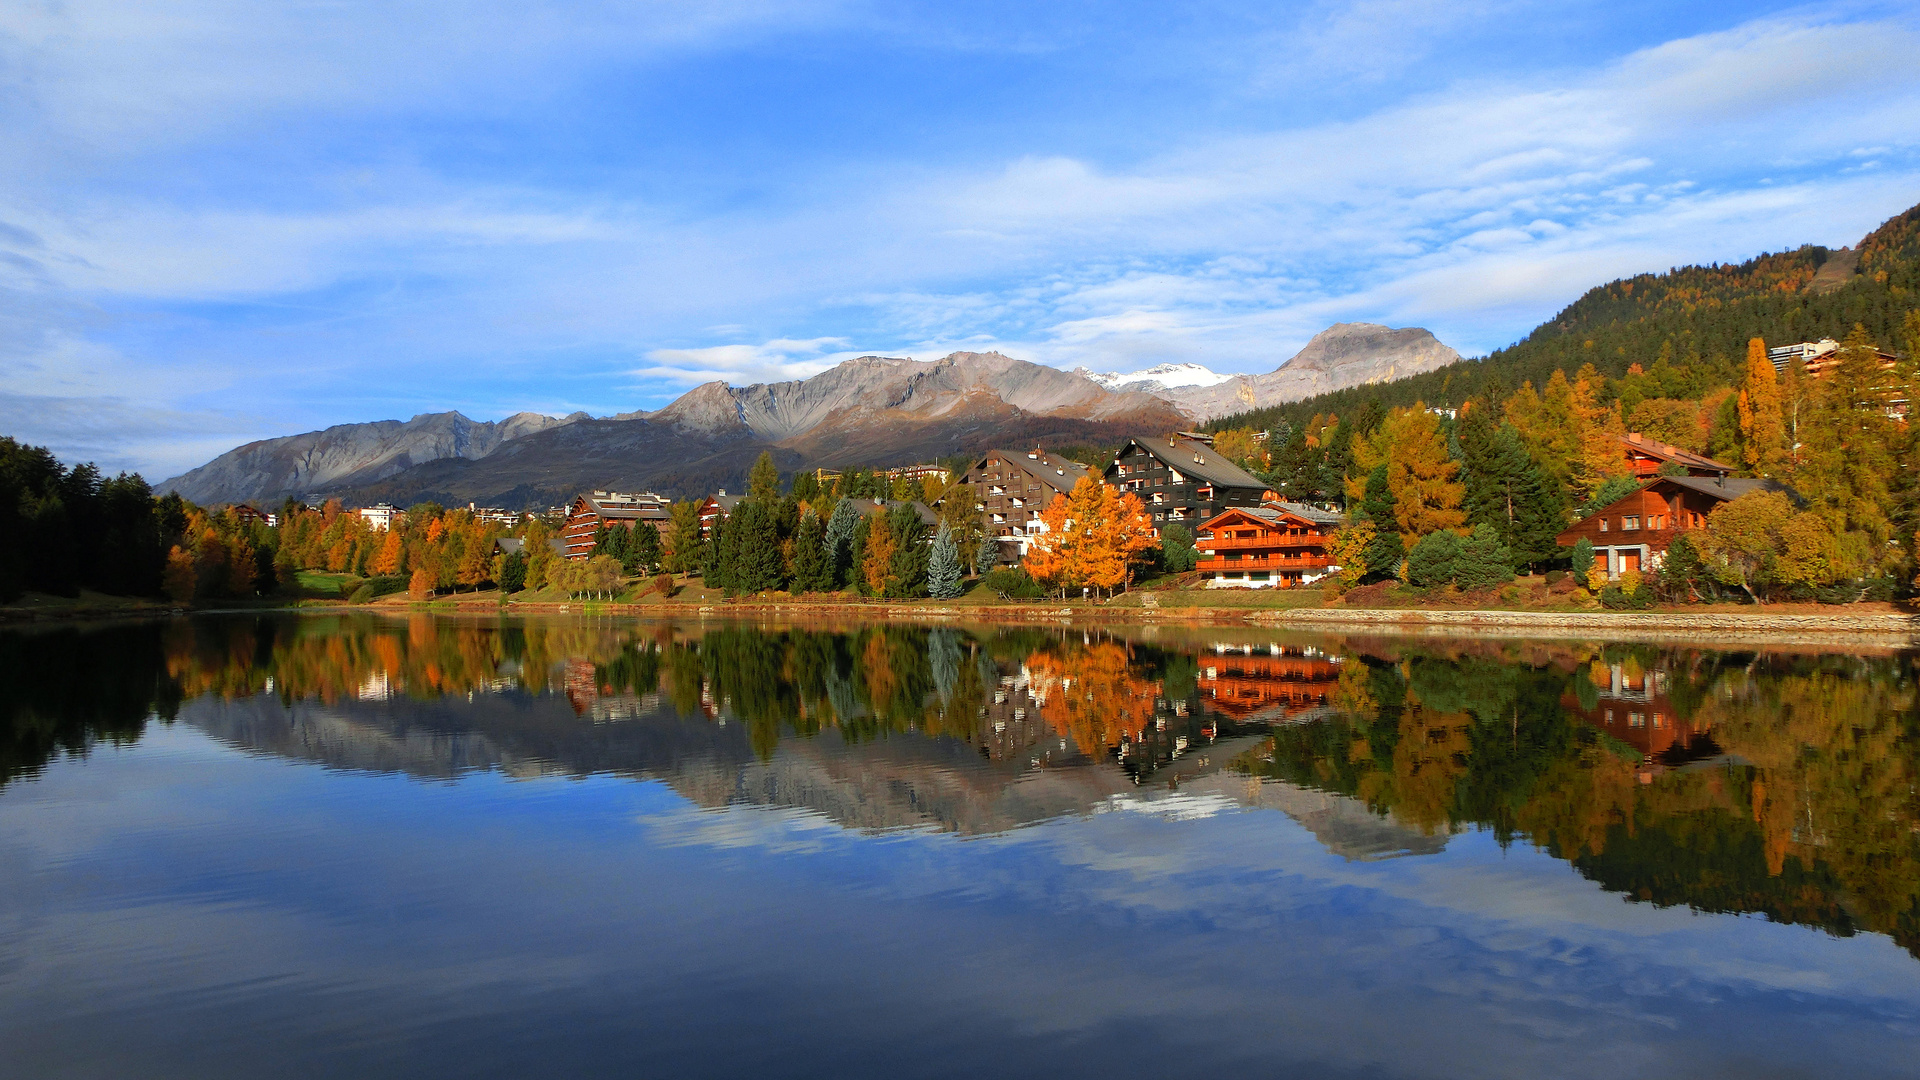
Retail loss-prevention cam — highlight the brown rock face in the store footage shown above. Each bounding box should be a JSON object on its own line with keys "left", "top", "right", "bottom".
{"left": 1154, "top": 323, "right": 1462, "bottom": 421}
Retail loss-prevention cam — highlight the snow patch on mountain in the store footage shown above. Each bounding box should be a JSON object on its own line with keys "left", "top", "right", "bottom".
{"left": 1073, "top": 363, "right": 1237, "bottom": 392}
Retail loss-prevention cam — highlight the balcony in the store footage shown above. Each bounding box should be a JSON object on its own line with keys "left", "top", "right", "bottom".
{"left": 1200, "top": 535, "right": 1324, "bottom": 551}
{"left": 1197, "top": 554, "right": 1330, "bottom": 571}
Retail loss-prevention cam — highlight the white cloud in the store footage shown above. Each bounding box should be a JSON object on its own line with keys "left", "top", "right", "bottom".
{"left": 632, "top": 337, "right": 859, "bottom": 387}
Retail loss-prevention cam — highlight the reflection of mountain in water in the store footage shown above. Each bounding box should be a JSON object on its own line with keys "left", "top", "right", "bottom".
{"left": 183, "top": 689, "right": 1442, "bottom": 860}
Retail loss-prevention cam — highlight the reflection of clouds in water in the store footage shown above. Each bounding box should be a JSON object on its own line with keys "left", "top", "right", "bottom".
{"left": 1092, "top": 790, "right": 1240, "bottom": 821}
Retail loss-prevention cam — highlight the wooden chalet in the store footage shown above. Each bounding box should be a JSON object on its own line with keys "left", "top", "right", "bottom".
{"left": 561, "top": 490, "right": 670, "bottom": 560}
{"left": 697, "top": 491, "right": 745, "bottom": 539}
{"left": 1196, "top": 645, "right": 1342, "bottom": 723}
{"left": 1194, "top": 502, "right": 1341, "bottom": 588}
{"left": 1105, "top": 435, "right": 1274, "bottom": 529}
{"left": 227, "top": 504, "right": 272, "bottom": 528}
{"left": 1617, "top": 433, "right": 1732, "bottom": 479}
{"left": 952, "top": 449, "right": 1090, "bottom": 562}
{"left": 1555, "top": 475, "right": 1799, "bottom": 579}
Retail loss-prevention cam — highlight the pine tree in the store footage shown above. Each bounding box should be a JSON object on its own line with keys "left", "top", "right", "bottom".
{"left": 628, "top": 523, "right": 662, "bottom": 574}
{"left": 1453, "top": 524, "right": 1514, "bottom": 590}
{"left": 791, "top": 511, "right": 829, "bottom": 593}
{"left": 1461, "top": 414, "right": 1565, "bottom": 567}
{"left": 927, "top": 523, "right": 962, "bottom": 598}
{"left": 1358, "top": 463, "right": 1404, "bottom": 582}
{"left": 824, "top": 498, "right": 861, "bottom": 588}
{"left": 885, "top": 502, "right": 929, "bottom": 596}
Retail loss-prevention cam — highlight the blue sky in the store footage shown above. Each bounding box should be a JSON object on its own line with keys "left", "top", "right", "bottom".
{"left": 3, "top": 1, "right": 1919, "bottom": 478}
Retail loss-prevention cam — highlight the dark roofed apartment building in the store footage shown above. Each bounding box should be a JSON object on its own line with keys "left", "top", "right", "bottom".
{"left": 1103, "top": 434, "right": 1274, "bottom": 530}
{"left": 953, "top": 448, "right": 1089, "bottom": 562}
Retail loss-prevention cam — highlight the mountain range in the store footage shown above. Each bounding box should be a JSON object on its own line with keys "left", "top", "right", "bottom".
{"left": 161, "top": 325, "right": 1457, "bottom": 507}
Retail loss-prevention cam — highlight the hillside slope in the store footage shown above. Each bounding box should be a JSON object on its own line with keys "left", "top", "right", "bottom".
{"left": 1211, "top": 200, "right": 1920, "bottom": 432}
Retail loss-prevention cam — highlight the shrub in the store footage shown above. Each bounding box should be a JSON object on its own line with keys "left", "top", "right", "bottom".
{"left": 347, "top": 584, "right": 376, "bottom": 604}
{"left": 1406, "top": 530, "right": 1463, "bottom": 588}
{"left": 653, "top": 573, "right": 673, "bottom": 598}
{"left": 1544, "top": 570, "right": 1566, "bottom": 586}
{"left": 1454, "top": 525, "right": 1514, "bottom": 591}
{"left": 982, "top": 567, "right": 1045, "bottom": 599}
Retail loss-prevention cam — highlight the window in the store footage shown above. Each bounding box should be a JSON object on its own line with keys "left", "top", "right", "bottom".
{"left": 1622, "top": 515, "right": 1639, "bottom": 531}
{"left": 1598, "top": 518, "right": 1609, "bottom": 532}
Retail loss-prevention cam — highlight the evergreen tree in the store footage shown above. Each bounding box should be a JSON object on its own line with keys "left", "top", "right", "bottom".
{"left": 499, "top": 549, "right": 527, "bottom": 592}
{"left": 1358, "top": 462, "right": 1404, "bottom": 582}
{"left": 927, "top": 523, "right": 963, "bottom": 598}
{"left": 791, "top": 511, "right": 830, "bottom": 593}
{"left": 627, "top": 523, "right": 662, "bottom": 574}
{"left": 886, "top": 502, "right": 929, "bottom": 597}
{"left": 1407, "top": 529, "right": 1463, "bottom": 588}
{"left": 824, "top": 498, "right": 861, "bottom": 588}
{"left": 973, "top": 531, "right": 999, "bottom": 575}
{"left": 1158, "top": 523, "right": 1197, "bottom": 573}
{"left": 1453, "top": 525, "right": 1514, "bottom": 590}
{"left": 1462, "top": 415, "right": 1566, "bottom": 568}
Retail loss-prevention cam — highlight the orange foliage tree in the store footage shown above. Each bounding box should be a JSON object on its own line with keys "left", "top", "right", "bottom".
{"left": 1023, "top": 476, "right": 1157, "bottom": 598}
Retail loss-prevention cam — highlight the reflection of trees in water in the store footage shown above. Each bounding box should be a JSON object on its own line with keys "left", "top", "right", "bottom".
{"left": 10, "top": 615, "right": 1917, "bottom": 958}
{"left": 0, "top": 622, "right": 182, "bottom": 788}
{"left": 1242, "top": 644, "right": 1920, "bottom": 958}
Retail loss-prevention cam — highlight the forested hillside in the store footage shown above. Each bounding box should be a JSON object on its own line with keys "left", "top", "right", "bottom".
{"left": 1214, "top": 201, "right": 1920, "bottom": 433}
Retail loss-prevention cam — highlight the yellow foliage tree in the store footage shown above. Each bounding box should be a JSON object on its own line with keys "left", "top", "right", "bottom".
{"left": 862, "top": 509, "right": 897, "bottom": 595}
{"left": 370, "top": 528, "right": 404, "bottom": 576}
{"left": 1023, "top": 476, "right": 1157, "bottom": 597}
{"left": 1737, "top": 337, "right": 1786, "bottom": 475}
{"left": 1384, "top": 405, "right": 1466, "bottom": 544}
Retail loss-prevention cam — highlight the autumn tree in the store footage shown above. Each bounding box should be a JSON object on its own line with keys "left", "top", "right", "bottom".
{"left": 1384, "top": 405, "right": 1466, "bottom": 545}
{"left": 861, "top": 508, "right": 897, "bottom": 595}
{"left": 1737, "top": 337, "right": 1787, "bottom": 475}
{"left": 748, "top": 451, "right": 781, "bottom": 505}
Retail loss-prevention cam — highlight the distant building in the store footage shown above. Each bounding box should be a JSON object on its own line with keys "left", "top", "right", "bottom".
{"left": 1194, "top": 502, "right": 1341, "bottom": 588}
{"left": 1555, "top": 475, "right": 1800, "bottom": 579}
{"left": 697, "top": 491, "right": 746, "bottom": 539}
{"left": 357, "top": 503, "right": 404, "bottom": 532}
{"left": 467, "top": 503, "right": 520, "bottom": 527}
{"left": 560, "top": 490, "right": 670, "bottom": 560}
{"left": 1104, "top": 435, "right": 1274, "bottom": 530}
{"left": 1617, "top": 433, "right": 1732, "bottom": 480}
{"left": 952, "top": 448, "right": 1090, "bottom": 562}
{"left": 228, "top": 504, "right": 272, "bottom": 528}
{"left": 885, "top": 463, "right": 951, "bottom": 486}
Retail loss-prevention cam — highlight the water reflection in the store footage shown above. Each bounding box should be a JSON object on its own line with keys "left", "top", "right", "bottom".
{"left": 4, "top": 613, "right": 1917, "bottom": 959}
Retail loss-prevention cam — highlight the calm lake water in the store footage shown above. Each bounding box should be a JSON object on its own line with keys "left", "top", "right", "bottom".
{"left": 2, "top": 614, "right": 1917, "bottom": 1079}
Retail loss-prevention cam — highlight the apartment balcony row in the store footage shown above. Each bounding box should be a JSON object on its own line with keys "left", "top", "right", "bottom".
{"left": 1197, "top": 554, "right": 1331, "bottom": 571}
{"left": 1198, "top": 535, "right": 1327, "bottom": 551}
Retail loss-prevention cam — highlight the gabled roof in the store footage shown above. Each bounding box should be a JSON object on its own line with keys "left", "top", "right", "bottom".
{"left": 1619, "top": 433, "right": 1732, "bottom": 474}
{"left": 494, "top": 536, "right": 569, "bottom": 556}
{"left": 1648, "top": 475, "right": 1804, "bottom": 507}
{"left": 702, "top": 493, "right": 747, "bottom": 513}
{"left": 969, "top": 448, "right": 1090, "bottom": 488}
{"left": 572, "top": 491, "right": 670, "bottom": 520}
{"left": 1201, "top": 503, "right": 1340, "bottom": 530}
{"left": 839, "top": 498, "right": 940, "bottom": 525}
{"left": 1116, "top": 435, "right": 1271, "bottom": 491}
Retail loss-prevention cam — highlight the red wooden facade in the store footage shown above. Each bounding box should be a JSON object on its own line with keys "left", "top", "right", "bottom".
{"left": 1554, "top": 476, "right": 1795, "bottom": 579}
{"left": 1197, "top": 647, "right": 1342, "bottom": 722}
{"left": 1617, "top": 432, "right": 1732, "bottom": 479}
{"left": 561, "top": 491, "right": 670, "bottom": 560}
{"left": 1194, "top": 503, "right": 1340, "bottom": 588}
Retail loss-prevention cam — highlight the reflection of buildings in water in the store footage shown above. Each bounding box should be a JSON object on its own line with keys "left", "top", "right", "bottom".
{"left": 562, "top": 657, "right": 666, "bottom": 723}
{"left": 1561, "top": 662, "right": 1717, "bottom": 778}
{"left": 979, "top": 665, "right": 1078, "bottom": 768}
{"left": 357, "top": 670, "right": 393, "bottom": 702}
{"left": 180, "top": 683, "right": 1443, "bottom": 863}
{"left": 1197, "top": 643, "right": 1342, "bottom": 725}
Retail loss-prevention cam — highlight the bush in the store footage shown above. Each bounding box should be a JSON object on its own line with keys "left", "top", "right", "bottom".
{"left": 1406, "top": 530, "right": 1462, "bottom": 588}
{"left": 1600, "top": 574, "right": 1657, "bottom": 610}
{"left": 982, "top": 568, "right": 1046, "bottom": 599}
{"left": 653, "top": 573, "right": 673, "bottom": 598}
{"left": 1544, "top": 570, "right": 1566, "bottom": 586}
{"left": 1454, "top": 525, "right": 1514, "bottom": 591}
{"left": 363, "top": 574, "right": 407, "bottom": 598}
{"left": 347, "top": 584, "right": 376, "bottom": 604}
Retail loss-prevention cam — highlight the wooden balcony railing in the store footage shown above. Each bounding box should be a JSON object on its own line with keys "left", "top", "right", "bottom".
{"left": 1198, "top": 554, "right": 1330, "bottom": 570}
{"left": 1199, "top": 535, "right": 1325, "bottom": 550}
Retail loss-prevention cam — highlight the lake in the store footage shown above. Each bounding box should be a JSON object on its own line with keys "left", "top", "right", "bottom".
{"left": 2, "top": 613, "right": 1917, "bottom": 1079}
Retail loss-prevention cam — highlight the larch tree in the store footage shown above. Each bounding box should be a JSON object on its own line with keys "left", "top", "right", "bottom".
{"left": 370, "top": 528, "right": 404, "bottom": 576}
{"left": 1737, "top": 337, "right": 1787, "bottom": 476}
{"left": 1384, "top": 405, "right": 1466, "bottom": 545}
{"left": 861, "top": 508, "right": 897, "bottom": 595}
{"left": 748, "top": 451, "right": 781, "bottom": 505}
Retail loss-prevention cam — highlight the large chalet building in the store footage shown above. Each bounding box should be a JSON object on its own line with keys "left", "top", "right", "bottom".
{"left": 1555, "top": 475, "right": 1799, "bottom": 579}
{"left": 1104, "top": 434, "right": 1274, "bottom": 529}
{"left": 953, "top": 449, "right": 1090, "bottom": 561}
{"left": 560, "top": 490, "right": 670, "bottom": 559}
{"left": 1194, "top": 502, "right": 1341, "bottom": 588}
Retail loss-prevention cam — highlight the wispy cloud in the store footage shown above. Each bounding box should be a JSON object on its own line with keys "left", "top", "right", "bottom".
{"left": 2, "top": 3, "right": 1917, "bottom": 474}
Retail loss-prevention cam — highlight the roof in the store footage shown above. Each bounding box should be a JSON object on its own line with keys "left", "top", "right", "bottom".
{"left": 702, "top": 493, "right": 746, "bottom": 513}
{"left": 1649, "top": 475, "right": 1804, "bottom": 507}
{"left": 971, "top": 448, "right": 1090, "bottom": 488}
{"left": 1619, "top": 433, "right": 1732, "bottom": 474}
{"left": 840, "top": 498, "right": 940, "bottom": 525}
{"left": 1116, "top": 435, "right": 1271, "bottom": 491}
{"left": 572, "top": 491, "right": 670, "bottom": 521}
{"left": 494, "top": 536, "right": 569, "bottom": 556}
{"left": 1202, "top": 503, "right": 1341, "bottom": 529}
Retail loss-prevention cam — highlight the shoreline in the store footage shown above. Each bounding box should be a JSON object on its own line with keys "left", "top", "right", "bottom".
{"left": 7, "top": 593, "right": 1917, "bottom": 644}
